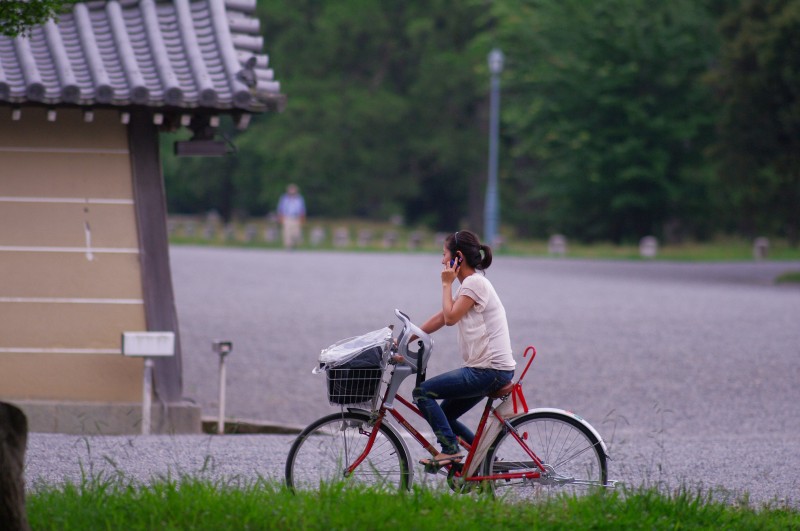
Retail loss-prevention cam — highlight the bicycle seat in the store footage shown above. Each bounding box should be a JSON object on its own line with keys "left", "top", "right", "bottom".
{"left": 488, "top": 382, "right": 515, "bottom": 399}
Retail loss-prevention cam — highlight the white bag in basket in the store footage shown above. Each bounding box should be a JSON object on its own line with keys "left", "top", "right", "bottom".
{"left": 313, "top": 327, "right": 393, "bottom": 373}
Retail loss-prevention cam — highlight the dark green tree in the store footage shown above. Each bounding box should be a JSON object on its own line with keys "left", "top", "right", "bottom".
{"left": 165, "top": 0, "right": 492, "bottom": 230}
{"left": 163, "top": 0, "right": 748, "bottom": 243}
{"left": 0, "top": 0, "right": 77, "bottom": 37}
{"left": 712, "top": 0, "right": 800, "bottom": 243}
{"left": 493, "top": 0, "right": 721, "bottom": 242}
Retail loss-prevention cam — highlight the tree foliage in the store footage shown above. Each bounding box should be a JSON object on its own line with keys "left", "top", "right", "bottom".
{"left": 712, "top": 0, "right": 800, "bottom": 242}
{"left": 493, "top": 0, "right": 721, "bottom": 242}
{"left": 166, "top": 0, "right": 491, "bottom": 230}
{"left": 161, "top": 0, "right": 799, "bottom": 244}
{"left": 0, "top": 0, "right": 77, "bottom": 37}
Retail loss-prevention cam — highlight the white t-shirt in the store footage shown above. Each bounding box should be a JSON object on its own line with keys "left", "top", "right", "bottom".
{"left": 455, "top": 274, "right": 516, "bottom": 371}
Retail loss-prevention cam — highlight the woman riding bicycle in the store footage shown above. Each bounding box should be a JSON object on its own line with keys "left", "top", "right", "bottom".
{"left": 414, "top": 230, "right": 516, "bottom": 467}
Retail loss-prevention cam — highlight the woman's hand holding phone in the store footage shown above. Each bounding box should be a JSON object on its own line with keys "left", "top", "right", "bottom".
{"left": 442, "top": 253, "right": 462, "bottom": 284}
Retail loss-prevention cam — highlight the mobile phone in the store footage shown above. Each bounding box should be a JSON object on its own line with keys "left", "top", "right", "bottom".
{"left": 449, "top": 256, "right": 463, "bottom": 267}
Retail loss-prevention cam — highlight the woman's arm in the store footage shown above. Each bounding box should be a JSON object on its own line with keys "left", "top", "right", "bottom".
{"left": 441, "top": 292, "right": 475, "bottom": 326}
{"left": 420, "top": 311, "right": 445, "bottom": 334}
{"left": 440, "top": 260, "right": 475, "bottom": 326}
{"left": 418, "top": 290, "right": 475, "bottom": 334}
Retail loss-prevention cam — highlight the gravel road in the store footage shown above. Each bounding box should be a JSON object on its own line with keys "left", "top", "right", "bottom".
{"left": 25, "top": 247, "right": 800, "bottom": 507}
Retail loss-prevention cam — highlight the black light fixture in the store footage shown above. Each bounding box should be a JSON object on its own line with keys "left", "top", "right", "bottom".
{"left": 174, "top": 139, "right": 229, "bottom": 157}
{"left": 174, "top": 115, "right": 231, "bottom": 157}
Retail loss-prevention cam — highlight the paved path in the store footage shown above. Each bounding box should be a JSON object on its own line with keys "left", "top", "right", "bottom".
{"left": 25, "top": 247, "right": 800, "bottom": 506}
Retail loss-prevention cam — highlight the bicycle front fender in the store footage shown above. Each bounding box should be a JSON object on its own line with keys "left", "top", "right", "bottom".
{"left": 526, "top": 408, "right": 611, "bottom": 460}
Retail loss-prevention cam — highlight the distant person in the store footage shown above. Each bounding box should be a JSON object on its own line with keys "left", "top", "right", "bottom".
{"left": 276, "top": 184, "right": 306, "bottom": 249}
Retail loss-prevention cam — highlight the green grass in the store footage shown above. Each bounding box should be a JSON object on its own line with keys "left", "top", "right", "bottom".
{"left": 167, "top": 216, "right": 800, "bottom": 262}
{"left": 775, "top": 271, "right": 800, "bottom": 284}
{"left": 27, "top": 477, "right": 800, "bottom": 530}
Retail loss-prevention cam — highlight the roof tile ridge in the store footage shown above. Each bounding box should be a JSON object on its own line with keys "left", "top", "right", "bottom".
{"left": 46, "top": 18, "right": 81, "bottom": 103}
{"left": 174, "top": 0, "right": 216, "bottom": 106}
{"left": 208, "top": 0, "right": 251, "bottom": 108}
{"left": 224, "top": 0, "right": 257, "bottom": 14}
{"left": 0, "top": 42, "right": 9, "bottom": 100}
{"left": 105, "top": 0, "right": 149, "bottom": 104}
{"left": 140, "top": 0, "right": 183, "bottom": 106}
{"left": 12, "top": 35, "right": 44, "bottom": 102}
{"left": 73, "top": 2, "right": 115, "bottom": 103}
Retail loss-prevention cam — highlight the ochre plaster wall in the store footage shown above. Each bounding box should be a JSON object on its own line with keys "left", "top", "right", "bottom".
{"left": 0, "top": 108, "right": 145, "bottom": 402}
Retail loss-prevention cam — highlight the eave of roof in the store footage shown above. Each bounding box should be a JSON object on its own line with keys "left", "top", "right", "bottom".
{"left": 0, "top": 0, "right": 284, "bottom": 114}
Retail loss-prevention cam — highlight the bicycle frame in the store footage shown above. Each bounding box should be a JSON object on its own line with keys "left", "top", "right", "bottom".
{"left": 344, "top": 347, "right": 551, "bottom": 484}
{"left": 314, "top": 312, "right": 611, "bottom": 490}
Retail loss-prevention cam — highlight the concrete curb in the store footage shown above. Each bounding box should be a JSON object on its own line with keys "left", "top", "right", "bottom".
{"left": 200, "top": 416, "right": 304, "bottom": 435}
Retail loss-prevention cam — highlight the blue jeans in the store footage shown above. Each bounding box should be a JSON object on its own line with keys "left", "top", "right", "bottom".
{"left": 412, "top": 367, "right": 514, "bottom": 455}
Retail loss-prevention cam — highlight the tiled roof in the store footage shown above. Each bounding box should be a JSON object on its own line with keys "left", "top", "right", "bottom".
{"left": 0, "top": 0, "right": 283, "bottom": 113}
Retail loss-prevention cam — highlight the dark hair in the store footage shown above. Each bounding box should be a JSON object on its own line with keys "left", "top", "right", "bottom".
{"left": 445, "top": 230, "right": 493, "bottom": 271}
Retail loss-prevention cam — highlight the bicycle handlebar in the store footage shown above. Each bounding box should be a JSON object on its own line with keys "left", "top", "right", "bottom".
{"left": 381, "top": 309, "right": 433, "bottom": 409}
{"left": 393, "top": 309, "right": 432, "bottom": 375}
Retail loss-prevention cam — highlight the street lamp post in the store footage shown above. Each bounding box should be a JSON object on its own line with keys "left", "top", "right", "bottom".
{"left": 484, "top": 48, "right": 504, "bottom": 247}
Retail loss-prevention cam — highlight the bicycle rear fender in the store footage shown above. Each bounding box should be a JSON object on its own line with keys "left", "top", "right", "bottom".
{"left": 347, "top": 407, "right": 415, "bottom": 483}
{"left": 526, "top": 408, "right": 611, "bottom": 459}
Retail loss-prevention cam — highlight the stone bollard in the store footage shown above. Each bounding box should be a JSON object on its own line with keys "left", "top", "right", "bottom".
{"left": 263, "top": 224, "right": 279, "bottom": 243}
{"left": 408, "top": 231, "right": 423, "bottom": 250}
{"left": 753, "top": 237, "right": 769, "bottom": 261}
{"left": 244, "top": 223, "right": 258, "bottom": 243}
{"left": 548, "top": 234, "right": 568, "bottom": 256}
{"left": 0, "top": 402, "right": 30, "bottom": 531}
{"left": 382, "top": 230, "right": 398, "bottom": 249}
{"left": 204, "top": 210, "right": 221, "bottom": 240}
{"left": 223, "top": 223, "right": 237, "bottom": 242}
{"left": 357, "top": 229, "right": 373, "bottom": 247}
{"left": 639, "top": 236, "right": 658, "bottom": 259}
{"left": 333, "top": 227, "right": 351, "bottom": 247}
{"left": 203, "top": 222, "right": 216, "bottom": 240}
{"left": 310, "top": 226, "right": 326, "bottom": 246}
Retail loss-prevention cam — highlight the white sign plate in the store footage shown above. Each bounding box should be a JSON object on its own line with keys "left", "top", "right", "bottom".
{"left": 121, "top": 332, "right": 175, "bottom": 357}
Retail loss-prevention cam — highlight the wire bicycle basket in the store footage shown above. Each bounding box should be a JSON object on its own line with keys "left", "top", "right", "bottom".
{"left": 314, "top": 327, "right": 392, "bottom": 407}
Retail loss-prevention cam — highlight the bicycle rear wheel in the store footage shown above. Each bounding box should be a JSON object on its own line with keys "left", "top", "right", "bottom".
{"left": 483, "top": 411, "right": 608, "bottom": 500}
{"left": 285, "top": 410, "right": 410, "bottom": 491}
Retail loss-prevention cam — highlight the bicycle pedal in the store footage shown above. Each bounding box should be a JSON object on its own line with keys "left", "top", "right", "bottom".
{"left": 422, "top": 460, "right": 463, "bottom": 475}
{"left": 423, "top": 463, "right": 440, "bottom": 475}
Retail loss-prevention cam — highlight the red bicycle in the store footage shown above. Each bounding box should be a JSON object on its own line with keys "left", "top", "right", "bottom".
{"left": 285, "top": 310, "right": 614, "bottom": 499}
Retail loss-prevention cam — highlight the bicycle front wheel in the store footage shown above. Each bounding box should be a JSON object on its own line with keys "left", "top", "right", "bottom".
{"left": 484, "top": 411, "right": 608, "bottom": 500}
{"left": 285, "top": 410, "right": 410, "bottom": 491}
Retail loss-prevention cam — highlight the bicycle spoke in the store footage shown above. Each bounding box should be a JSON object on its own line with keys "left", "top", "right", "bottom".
{"left": 485, "top": 412, "right": 607, "bottom": 501}
{"left": 286, "top": 412, "right": 409, "bottom": 491}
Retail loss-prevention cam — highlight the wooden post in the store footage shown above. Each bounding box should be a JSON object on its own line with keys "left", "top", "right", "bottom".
{"left": 0, "top": 402, "right": 30, "bottom": 531}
